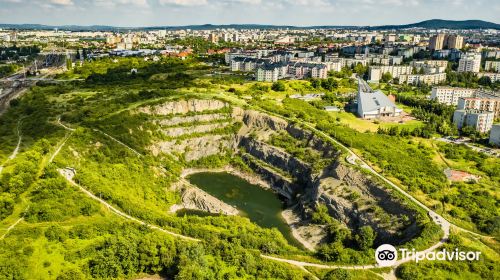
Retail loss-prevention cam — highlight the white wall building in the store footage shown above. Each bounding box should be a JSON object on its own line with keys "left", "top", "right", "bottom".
{"left": 489, "top": 124, "right": 500, "bottom": 146}
{"left": 485, "top": 61, "right": 500, "bottom": 73}
{"left": 357, "top": 78, "right": 402, "bottom": 119}
{"left": 369, "top": 65, "right": 412, "bottom": 82}
{"left": 458, "top": 53, "right": 482, "bottom": 73}
{"left": 453, "top": 110, "right": 494, "bottom": 133}
{"left": 431, "top": 87, "right": 477, "bottom": 106}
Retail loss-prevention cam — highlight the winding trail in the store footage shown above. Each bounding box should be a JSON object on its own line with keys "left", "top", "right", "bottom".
{"left": 58, "top": 168, "right": 199, "bottom": 242}
{"left": 92, "top": 128, "right": 143, "bottom": 157}
{"left": 0, "top": 118, "right": 23, "bottom": 175}
{"left": 57, "top": 117, "right": 75, "bottom": 132}
{"left": 0, "top": 218, "right": 24, "bottom": 240}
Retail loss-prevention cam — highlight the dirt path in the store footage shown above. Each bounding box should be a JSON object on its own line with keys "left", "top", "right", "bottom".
{"left": 0, "top": 218, "right": 23, "bottom": 240}
{"left": 58, "top": 168, "right": 199, "bottom": 242}
{"left": 0, "top": 118, "right": 23, "bottom": 175}
{"left": 93, "top": 128, "right": 143, "bottom": 157}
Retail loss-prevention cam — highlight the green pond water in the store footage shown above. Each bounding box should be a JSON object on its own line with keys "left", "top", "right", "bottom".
{"left": 185, "top": 172, "right": 302, "bottom": 248}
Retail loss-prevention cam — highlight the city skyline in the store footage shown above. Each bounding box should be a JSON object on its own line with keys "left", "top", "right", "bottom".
{"left": 0, "top": 0, "right": 499, "bottom": 27}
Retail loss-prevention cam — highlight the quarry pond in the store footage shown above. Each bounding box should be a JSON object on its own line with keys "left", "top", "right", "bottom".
{"left": 185, "top": 171, "right": 302, "bottom": 248}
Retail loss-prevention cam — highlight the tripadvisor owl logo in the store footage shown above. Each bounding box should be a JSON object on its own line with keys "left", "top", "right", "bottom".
{"left": 375, "top": 244, "right": 398, "bottom": 267}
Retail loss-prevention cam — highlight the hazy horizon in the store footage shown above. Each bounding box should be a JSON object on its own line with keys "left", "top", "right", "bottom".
{"left": 0, "top": 0, "right": 499, "bottom": 27}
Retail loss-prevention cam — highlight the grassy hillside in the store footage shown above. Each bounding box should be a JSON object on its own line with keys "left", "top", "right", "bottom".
{"left": 0, "top": 56, "right": 498, "bottom": 279}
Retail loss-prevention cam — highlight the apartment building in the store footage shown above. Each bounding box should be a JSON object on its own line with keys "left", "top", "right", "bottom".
{"left": 429, "top": 34, "right": 446, "bottom": 51}
{"left": 256, "top": 64, "right": 283, "bottom": 82}
{"left": 485, "top": 61, "right": 500, "bottom": 72}
{"left": 230, "top": 57, "right": 266, "bottom": 72}
{"left": 368, "top": 65, "right": 412, "bottom": 82}
{"left": 288, "top": 62, "right": 328, "bottom": 79}
{"left": 429, "top": 34, "right": 464, "bottom": 51}
{"left": 255, "top": 62, "right": 327, "bottom": 82}
{"left": 457, "top": 91, "right": 500, "bottom": 119}
{"left": 431, "top": 86, "right": 477, "bottom": 105}
{"left": 399, "top": 73, "right": 447, "bottom": 85}
{"left": 490, "top": 124, "right": 500, "bottom": 146}
{"left": 458, "top": 53, "right": 482, "bottom": 73}
{"left": 453, "top": 110, "right": 494, "bottom": 133}
{"left": 478, "top": 72, "right": 500, "bottom": 83}
{"left": 411, "top": 60, "right": 448, "bottom": 74}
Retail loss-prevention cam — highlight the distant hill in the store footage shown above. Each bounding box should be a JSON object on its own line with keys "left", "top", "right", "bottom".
{"left": 368, "top": 19, "right": 500, "bottom": 30}
{"left": 0, "top": 19, "right": 498, "bottom": 31}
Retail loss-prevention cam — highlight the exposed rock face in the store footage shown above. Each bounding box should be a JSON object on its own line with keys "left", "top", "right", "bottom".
{"left": 242, "top": 154, "right": 299, "bottom": 201}
{"left": 143, "top": 99, "right": 419, "bottom": 248}
{"left": 152, "top": 135, "right": 236, "bottom": 161}
{"left": 172, "top": 179, "right": 239, "bottom": 215}
{"left": 286, "top": 125, "right": 337, "bottom": 158}
{"left": 140, "top": 99, "right": 226, "bottom": 115}
{"left": 313, "top": 161, "right": 417, "bottom": 243}
{"left": 157, "top": 113, "right": 228, "bottom": 126}
{"left": 240, "top": 137, "right": 311, "bottom": 182}
{"left": 162, "top": 122, "right": 230, "bottom": 138}
{"left": 240, "top": 110, "right": 288, "bottom": 131}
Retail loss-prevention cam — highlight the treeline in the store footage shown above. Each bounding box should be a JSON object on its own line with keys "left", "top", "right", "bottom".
{"left": 388, "top": 93, "right": 458, "bottom": 137}
{"left": 396, "top": 234, "right": 499, "bottom": 279}
{"left": 0, "top": 219, "right": 312, "bottom": 280}
{"left": 0, "top": 45, "right": 41, "bottom": 60}
{"left": 0, "top": 64, "right": 17, "bottom": 78}
{"left": 446, "top": 70, "right": 499, "bottom": 90}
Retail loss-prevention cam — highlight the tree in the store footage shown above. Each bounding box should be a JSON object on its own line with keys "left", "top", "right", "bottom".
{"left": 324, "top": 268, "right": 351, "bottom": 280}
{"left": 311, "top": 204, "right": 333, "bottom": 224}
{"left": 478, "top": 76, "right": 492, "bottom": 86}
{"left": 76, "top": 49, "right": 81, "bottom": 60}
{"left": 460, "top": 125, "right": 477, "bottom": 137}
{"left": 354, "top": 63, "right": 367, "bottom": 76}
{"left": 271, "top": 81, "right": 286, "bottom": 91}
{"left": 355, "top": 226, "right": 375, "bottom": 250}
{"left": 321, "top": 77, "right": 338, "bottom": 91}
{"left": 66, "top": 58, "right": 72, "bottom": 70}
{"left": 0, "top": 193, "right": 14, "bottom": 220}
{"left": 381, "top": 72, "right": 392, "bottom": 83}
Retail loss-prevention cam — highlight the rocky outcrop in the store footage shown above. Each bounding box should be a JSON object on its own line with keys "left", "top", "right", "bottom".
{"left": 242, "top": 154, "right": 300, "bottom": 201}
{"left": 151, "top": 134, "right": 236, "bottom": 161}
{"left": 139, "top": 99, "right": 227, "bottom": 115}
{"left": 172, "top": 179, "right": 239, "bottom": 215}
{"left": 239, "top": 137, "right": 312, "bottom": 183}
{"left": 313, "top": 161, "right": 417, "bottom": 243}
{"left": 162, "top": 122, "right": 231, "bottom": 138}
{"left": 240, "top": 110, "right": 288, "bottom": 131}
{"left": 286, "top": 125, "right": 337, "bottom": 158}
{"left": 142, "top": 99, "right": 419, "bottom": 248}
{"left": 158, "top": 113, "right": 229, "bottom": 127}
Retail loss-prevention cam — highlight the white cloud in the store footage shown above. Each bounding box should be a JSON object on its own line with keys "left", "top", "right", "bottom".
{"left": 94, "top": 0, "right": 149, "bottom": 7}
{"left": 159, "top": 0, "right": 208, "bottom": 6}
{"left": 50, "top": 0, "right": 74, "bottom": 5}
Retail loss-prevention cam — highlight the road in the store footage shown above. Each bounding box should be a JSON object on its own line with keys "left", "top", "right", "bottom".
{"left": 435, "top": 137, "right": 499, "bottom": 158}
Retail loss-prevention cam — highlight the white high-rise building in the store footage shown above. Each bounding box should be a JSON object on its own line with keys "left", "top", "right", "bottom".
{"left": 458, "top": 53, "right": 482, "bottom": 73}
{"left": 453, "top": 110, "right": 494, "bottom": 133}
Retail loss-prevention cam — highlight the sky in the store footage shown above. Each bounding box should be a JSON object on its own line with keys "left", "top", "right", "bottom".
{"left": 0, "top": 0, "right": 499, "bottom": 27}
